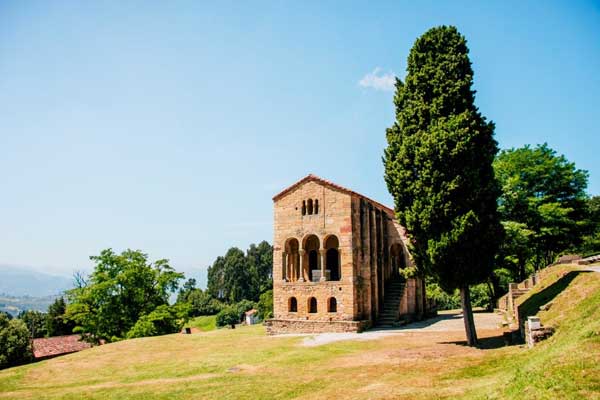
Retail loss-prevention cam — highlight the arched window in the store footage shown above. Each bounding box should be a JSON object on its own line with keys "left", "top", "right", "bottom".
{"left": 308, "top": 297, "right": 317, "bottom": 313}
{"left": 288, "top": 297, "right": 297, "bottom": 312}
{"left": 314, "top": 199, "right": 319, "bottom": 214}
{"left": 302, "top": 201, "right": 306, "bottom": 216}
{"left": 328, "top": 297, "right": 337, "bottom": 313}
{"left": 325, "top": 235, "right": 341, "bottom": 281}
{"left": 307, "top": 199, "right": 313, "bottom": 215}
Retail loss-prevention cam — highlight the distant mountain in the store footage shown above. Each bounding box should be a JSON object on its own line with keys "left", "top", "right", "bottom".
{"left": 0, "top": 264, "right": 72, "bottom": 297}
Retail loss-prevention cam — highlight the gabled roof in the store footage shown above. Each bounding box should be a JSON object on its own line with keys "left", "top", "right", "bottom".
{"left": 272, "top": 174, "right": 395, "bottom": 215}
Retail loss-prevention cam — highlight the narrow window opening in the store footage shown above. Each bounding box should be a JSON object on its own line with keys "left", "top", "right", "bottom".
{"left": 302, "top": 201, "right": 306, "bottom": 216}
{"left": 289, "top": 297, "right": 297, "bottom": 312}
{"left": 307, "top": 199, "right": 313, "bottom": 215}
{"left": 328, "top": 297, "right": 337, "bottom": 313}
{"left": 314, "top": 199, "right": 319, "bottom": 214}
{"left": 308, "top": 297, "right": 317, "bottom": 313}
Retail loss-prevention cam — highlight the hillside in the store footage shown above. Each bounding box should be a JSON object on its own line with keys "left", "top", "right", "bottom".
{"left": 0, "top": 265, "right": 598, "bottom": 399}
{"left": 0, "top": 265, "right": 71, "bottom": 298}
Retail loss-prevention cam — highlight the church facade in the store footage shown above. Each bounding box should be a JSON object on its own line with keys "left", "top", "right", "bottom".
{"left": 265, "top": 174, "right": 429, "bottom": 334}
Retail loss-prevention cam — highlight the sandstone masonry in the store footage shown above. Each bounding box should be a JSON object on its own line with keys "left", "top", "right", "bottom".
{"left": 265, "top": 174, "right": 427, "bottom": 334}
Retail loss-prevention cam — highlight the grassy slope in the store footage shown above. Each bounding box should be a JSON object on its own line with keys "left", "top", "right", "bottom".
{"left": 0, "top": 266, "right": 598, "bottom": 400}
{"left": 185, "top": 315, "right": 217, "bottom": 332}
{"left": 456, "top": 265, "right": 600, "bottom": 399}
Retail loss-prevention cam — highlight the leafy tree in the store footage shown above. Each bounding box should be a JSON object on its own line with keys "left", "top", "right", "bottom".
{"left": 207, "top": 256, "right": 226, "bottom": 300}
{"left": 215, "top": 306, "right": 240, "bottom": 329}
{"left": 0, "top": 313, "right": 32, "bottom": 369}
{"left": 177, "top": 278, "right": 197, "bottom": 303}
{"left": 384, "top": 26, "right": 502, "bottom": 346}
{"left": 66, "top": 249, "right": 184, "bottom": 343}
{"left": 247, "top": 241, "right": 273, "bottom": 294}
{"left": 233, "top": 299, "right": 256, "bottom": 317}
{"left": 185, "top": 289, "right": 224, "bottom": 316}
{"left": 494, "top": 144, "right": 589, "bottom": 268}
{"left": 577, "top": 196, "right": 600, "bottom": 256}
{"left": 17, "top": 310, "right": 47, "bottom": 338}
{"left": 46, "top": 297, "right": 75, "bottom": 337}
{"left": 126, "top": 304, "right": 189, "bottom": 339}
{"left": 257, "top": 290, "right": 273, "bottom": 320}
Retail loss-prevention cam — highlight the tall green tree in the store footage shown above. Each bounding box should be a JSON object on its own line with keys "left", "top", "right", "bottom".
{"left": 384, "top": 26, "right": 502, "bottom": 346}
{"left": 494, "top": 144, "right": 589, "bottom": 267}
{"left": 46, "top": 297, "right": 75, "bottom": 337}
{"left": 17, "top": 310, "right": 47, "bottom": 338}
{"left": 66, "top": 249, "right": 184, "bottom": 343}
{"left": 246, "top": 241, "right": 273, "bottom": 294}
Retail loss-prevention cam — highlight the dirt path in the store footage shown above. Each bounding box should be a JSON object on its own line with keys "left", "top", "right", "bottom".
{"left": 293, "top": 310, "right": 504, "bottom": 346}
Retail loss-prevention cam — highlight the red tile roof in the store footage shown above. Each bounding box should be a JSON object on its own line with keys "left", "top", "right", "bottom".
{"left": 272, "top": 174, "right": 395, "bottom": 215}
{"left": 32, "top": 335, "right": 91, "bottom": 359}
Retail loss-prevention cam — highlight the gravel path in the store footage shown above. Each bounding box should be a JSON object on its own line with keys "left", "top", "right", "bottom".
{"left": 275, "top": 310, "right": 504, "bottom": 347}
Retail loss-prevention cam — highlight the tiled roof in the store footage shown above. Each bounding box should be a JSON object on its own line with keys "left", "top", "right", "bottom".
{"left": 245, "top": 309, "right": 258, "bottom": 316}
{"left": 272, "top": 174, "right": 395, "bottom": 215}
{"left": 32, "top": 334, "right": 91, "bottom": 359}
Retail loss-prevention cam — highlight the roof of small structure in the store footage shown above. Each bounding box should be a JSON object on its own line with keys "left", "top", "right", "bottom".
{"left": 244, "top": 309, "right": 258, "bottom": 316}
{"left": 272, "top": 174, "right": 395, "bottom": 215}
{"left": 32, "top": 334, "right": 91, "bottom": 359}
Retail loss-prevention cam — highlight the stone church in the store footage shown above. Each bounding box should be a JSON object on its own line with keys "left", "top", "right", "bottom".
{"left": 265, "top": 174, "right": 429, "bottom": 334}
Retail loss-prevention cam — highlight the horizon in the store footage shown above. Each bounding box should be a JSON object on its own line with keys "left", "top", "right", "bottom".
{"left": 1, "top": 1, "right": 599, "bottom": 284}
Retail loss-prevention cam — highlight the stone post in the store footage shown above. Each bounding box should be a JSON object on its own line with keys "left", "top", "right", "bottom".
{"left": 319, "top": 249, "right": 327, "bottom": 281}
{"left": 298, "top": 250, "right": 305, "bottom": 282}
{"left": 282, "top": 251, "right": 288, "bottom": 282}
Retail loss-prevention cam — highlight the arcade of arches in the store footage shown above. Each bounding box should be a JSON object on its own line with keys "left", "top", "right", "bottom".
{"left": 282, "top": 234, "right": 341, "bottom": 282}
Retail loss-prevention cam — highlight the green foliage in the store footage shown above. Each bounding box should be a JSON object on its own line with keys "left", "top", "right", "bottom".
{"left": 383, "top": 25, "right": 502, "bottom": 292}
{"left": 494, "top": 144, "right": 589, "bottom": 268}
{"left": 427, "top": 282, "right": 492, "bottom": 310}
{"left": 257, "top": 290, "right": 273, "bottom": 320}
{"left": 0, "top": 313, "right": 32, "bottom": 369}
{"left": 234, "top": 299, "right": 256, "bottom": 317}
{"left": 207, "top": 242, "right": 273, "bottom": 303}
{"left": 215, "top": 306, "right": 240, "bottom": 328}
{"left": 17, "top": 310, "right": 47, "bottom": 338}
{"left": 126, "top": 304, "right": 190, "bottom": 339}
{"left": 46, "top": 297, "right": 75, "bottom": 337}
{"left": 246, "top": 241, "right": 274, "bottom": 294}
{"left": 66, "top": 249, "right": 184, "bottom": 343}
{"left": 426, "top": 283, "right": 460, "bottom": 310}
{"left": 176, "top": 278, "right": 197, "bottom": 303}
{"left": 185, "top": 289, "right": 224, "bottom": 316}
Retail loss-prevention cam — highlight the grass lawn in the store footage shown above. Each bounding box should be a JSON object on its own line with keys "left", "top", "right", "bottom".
{"left": 185, "top": 315, "right": 217, "bottom": 332}
{"left": 0, "top": 265, "right": 598, "bottom": 399}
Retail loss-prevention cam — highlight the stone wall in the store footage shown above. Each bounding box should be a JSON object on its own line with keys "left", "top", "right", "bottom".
{"left": 265, "top": 318, "right": 370, "bottom": 334}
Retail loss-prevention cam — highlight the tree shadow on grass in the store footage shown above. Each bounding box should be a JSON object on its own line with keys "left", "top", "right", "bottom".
{"left": 440, "top": 331, "right": 517, "bottom": 350}
{"left": 517, "top": 270, "right": 589, "bottom": 323}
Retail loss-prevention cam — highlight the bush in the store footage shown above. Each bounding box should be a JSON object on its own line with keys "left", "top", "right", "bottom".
{"left": 0, "top": 313, "right": 32, "bottom": 369}
{"left": 257, "top": 290, "right": 273, "bottom": 320}
{"left": 470, "top": 283, "right": 493, "bottom": 310}
{"left": 126, "top": 304, "right": 190, "bottom": 339}
{"left": 186, "top": 290, "right": 224, "bottom": 316}
{"left": 234, "top": 300, "right": 256, "bottom": 316}
{"left": 216, "top": 306, "right": 240, "bottom": 329}
{"left": 426, "top": 283, "right": 460, "bottom": 310}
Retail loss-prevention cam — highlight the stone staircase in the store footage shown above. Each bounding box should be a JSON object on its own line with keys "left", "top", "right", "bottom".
{"left": 376, "top": 277, "right": 405, "bottom": 327}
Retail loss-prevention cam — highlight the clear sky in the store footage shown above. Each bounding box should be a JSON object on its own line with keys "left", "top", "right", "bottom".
{"left": 1, "top": 1, "right": 599, "bottom": 286}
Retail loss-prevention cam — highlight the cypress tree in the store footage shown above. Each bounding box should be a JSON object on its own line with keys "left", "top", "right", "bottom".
{"left": 384, "top": 26, "right": 503, "bottom": 346}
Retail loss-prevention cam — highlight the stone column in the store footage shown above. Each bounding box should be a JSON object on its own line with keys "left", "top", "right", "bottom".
{"left": 319, "top": 249, "right": 327, "bottom": 281}
{"left": 298, "top": 250, "right": 305, "bottom": 282}
{"left": 282, "top": 251, "right": 288, "bottom": 282}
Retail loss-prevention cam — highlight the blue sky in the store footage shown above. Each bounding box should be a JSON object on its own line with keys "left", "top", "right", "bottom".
{"left": 1, "top": 1, "right": 599, "bottom": 286}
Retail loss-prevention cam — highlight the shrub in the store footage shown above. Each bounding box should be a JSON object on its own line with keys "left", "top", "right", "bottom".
{"left": 186, "top": 289, "right": 225, "bottom": 316}
{"left": 126, "top": 304, "right": 190, "bottom": 339}
{"left": 257, "top": 290, "right": 273, "bottom": 320}
{"left": 0, "top": 313, "right": 32, "bottom": 369}
{"left": 216, "top": 306, "right": 240, "bottom": 329}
